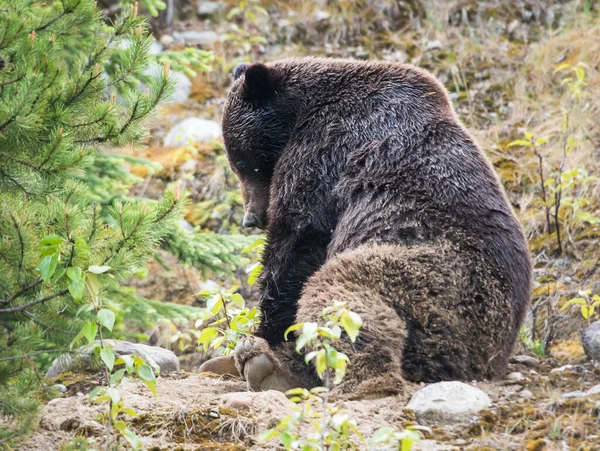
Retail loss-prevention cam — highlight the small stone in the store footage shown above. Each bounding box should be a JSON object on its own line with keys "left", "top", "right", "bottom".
{"left": 426, "top": 40, "right": 442, "bottom": 51}
{"left": 197, "top": 1, "right": 224, "bottom": 17}
{"left": 54, "top": 384, "right": 67, "bottom": 393}
{"left": 160, "top": 34, "right": 175, "bottom": 46}
{"left": 519, "top": 389, "right": 533, "bottom": 399}
{"left": 149, "top": 40, "right": 163, "bottom": 55}
{"left": 164, "top": 118, "right": 221, "bottom": 147}
{"left": 173, "top": 30, "right": 220, "bottom": 47}
{"left": 406, "top": 381, "right": 491, "bottom": 425}
{"left": 582, "top": 321, "right": 600, "bottom": 361}
{"left": 510, "top": 355, "right": 539, "bottom": 368}
{"left": 315, "top": 10, "right": 330, "bottom": 21}
{"left": 46, "top": 340, "right": 179, "bottom": 378}
{"left": 224, "top": 393, "right": 253, "bottom": 410}
{"left": 587, "top": 384, "right": 600, "bottom": 396}
{"left": 562, "top": 390, "right": 585, "bottom": 399}
{"left": 506, "top": 372, "right": 524, "bottom": 381}
{"left": 550, "top": 364, "right": 574, "bottom": 373}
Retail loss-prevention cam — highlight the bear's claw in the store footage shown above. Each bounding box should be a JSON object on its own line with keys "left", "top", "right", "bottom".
{"left": 234, "top": 336, "right": 295, "bottom": 392}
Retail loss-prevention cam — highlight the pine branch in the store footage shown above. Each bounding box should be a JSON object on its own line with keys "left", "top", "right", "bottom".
{"left": 0, "top": 280, "right": 42, "bottom": 307}
{"left": 0, "top": 349, "right": 62, "bottom": 362}
{"left": 34, "top": 0, "right": 82, "bottom": 33}
{"left": 0, "top": 290, "right": 68, "bottom": 314}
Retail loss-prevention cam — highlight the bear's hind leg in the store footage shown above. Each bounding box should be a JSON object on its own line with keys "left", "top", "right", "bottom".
{"left": 294, "top": 254, "right": 408, "bottom": 400}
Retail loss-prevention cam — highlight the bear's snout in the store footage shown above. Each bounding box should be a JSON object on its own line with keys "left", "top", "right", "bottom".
{"left": 243, "top": 210, "right": 264, "bottom": 229}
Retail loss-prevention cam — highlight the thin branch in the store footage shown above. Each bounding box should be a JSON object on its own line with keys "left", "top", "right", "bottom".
{"left": 0, "top": 349, "right": 62, "bottom": 362}
{"left": 0, "top": 290, "right": 68, "bottom": 314}
{"left": 4, "top": 201, "right": 24, "bottom": 272}
{"left": 34, "top": 0, "right": 82, "bottom": 32}
{"left": 0, "top": 279, "right": 42, "bottom": 307}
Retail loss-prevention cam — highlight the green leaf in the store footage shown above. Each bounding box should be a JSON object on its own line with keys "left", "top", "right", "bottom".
{"left": 198, "top": 327, "right": 219, "bottom": 353}
{"left": 284, "top": 323, "right": 303, "bottom": 340}
{"left": 85, "top": 272, "right": 100, "bottom": 306}
{"left": 109, "top": 369, "right": 126, "bottom": 386}
{"left": 123, "top": 427, "right": 143, "bottom": 449}
{"left": 258, "top": 429, "right": 279, "bottom": 442}
{"left": 106, "top": 387, "right": 121, "bottom": 404}
{"left": 39, "top": 235, "right": 63, "bottom": 256}
{"left": 242, "top": 237, "right": 266, "bottom": 254}
{"left": 582, "top": 305, "right": 594, "bottom": 319}
{"left": 100, "top": 348, "right": 115, "bottom": 372}
{"left": 281, "top": 431, "right": 293, "bottom": 448}
{"left": 136, "top": 364, "right": 156, "bottom": 382}
{"left": 507, "top": 139, "right": 533, "bottom": 148}
{"left": 372, "top": 426, "right": 394, "bottom": 443}
{"left": 88, "top": 265, "right": 111, "bottom": 274}
{"left": 340, "top": 311, "right": 362, "bottom": 342}
{"left": 247, "top": 262, "right": 263, "bottom": 285}
{"left": 554, "top": 63, "right": 571, "bottom": 73}
{"left": 230, "top": 293, "right": 245, "bottom": 308}
{"left": 560, "top": 297, "right": 587, "bottom": 311}
{"left": 39, "top": 253, "right": 58, "bottom": 283}
{"left": 97, "top": 308, "right": 115, "bottom": 332}
{"left": 82, "top": 321, "right": 98, "bottom": 344}
{"left": 207, "top": 294, "right": 223, "bottom": 314}
{"left": 116, "top": 355, "right": 135, "bottom": 374}
{"left": 66, "top": 267, "right": 85, "bottom": 301}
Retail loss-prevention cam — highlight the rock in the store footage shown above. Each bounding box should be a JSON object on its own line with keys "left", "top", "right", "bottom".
{"left": 582, "top": 321, "right": 600, "bottom": 361}
{"left": 550, "top": 364, "right": 575, "bottom": 373}
{"left": 562, "top": 390, "right": 585, "bottom": 399}
{"left": 510, "top": 355, "right": 539, "bottom": 368}
{"left": 197, "top": 1, "right": 224, "bottom": 17}
{"left": 163, "top": 118, "right": 221, "bottom": 146}
{"left": 506, "top": 371, "right": 524, "bottom": 381}
{"left": 588, "top": 384, "right": 600, "bottom": 395}
{"left": 224, "top": 393, "right": 253, "bottom": 410}
{"left": 315, "top": 10, "right": 330, "bottom": 21}
{"left": 173, "top": 30, "right": 220, "bottom": 47}
{"left": 160, "top": 34, "right": 175, "bottom": 47}
{"left": 406, "top": 381, "right": 491, "bottom": 425}
{"left": 143, "top": 63, "right": 191, "bottom": 104}
{"left": 426, "top": 40, "right": 442, "bottom": 51}
{"left": 45, "top": 340, "right": 179, "bottom": 378}
{"left": 149, "top": 40, "right": 163, "bottom": 55}
{"left": 519, "top": 389, "right": 534, "bottom": 399}
{"left": 54, "top": 384, "right": 67, "bottom": 393}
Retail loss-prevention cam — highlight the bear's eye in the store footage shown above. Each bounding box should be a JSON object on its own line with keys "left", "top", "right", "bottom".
{"left": 236, "top": 160, "right": 248, "bottom": 173}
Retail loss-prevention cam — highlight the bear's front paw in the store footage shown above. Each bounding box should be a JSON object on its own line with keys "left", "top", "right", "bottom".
{"left": 234, "top": 336, "right": 294, "bottom": 393}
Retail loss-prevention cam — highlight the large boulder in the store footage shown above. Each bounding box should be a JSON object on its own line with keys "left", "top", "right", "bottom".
{"left": 45, "top": 340, "right": 179, "bottom": 378}
{"left": 163, "top": 117, "right": 221, "bottom": 146}
{"left": 406, "top": 381, "right": 491, "bottom": 425}
{"left": 583, "top": 321, "right": 600, "bottom": 361}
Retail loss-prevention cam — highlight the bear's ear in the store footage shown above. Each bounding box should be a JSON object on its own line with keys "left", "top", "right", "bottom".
{"left": 233, "top": 63, "right": 249, "bottom": 80}
{"left": 242, "top": 63, "right": 278, "bottom": 100}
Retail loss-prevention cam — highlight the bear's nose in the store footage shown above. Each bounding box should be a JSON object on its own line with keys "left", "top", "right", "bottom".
{"left": 243, "top": 211, "right": 261, "bottom": 229}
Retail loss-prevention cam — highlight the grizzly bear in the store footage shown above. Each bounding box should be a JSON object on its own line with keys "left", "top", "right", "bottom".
{"left": 220, "top": 57, "right": 532, "bottom": 398}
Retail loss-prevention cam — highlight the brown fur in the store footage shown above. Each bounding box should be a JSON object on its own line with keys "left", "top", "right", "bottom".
{"left": 221, "top": 57, "right": 532, "bottom": 397}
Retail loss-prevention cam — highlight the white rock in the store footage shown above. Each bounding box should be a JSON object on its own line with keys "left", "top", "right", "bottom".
{"left": 173, "top": 30, "right": 220, "bottom": 47}
{"left": 315, "top": 10, "right": 330, "bottom": 21}
{"left": 406, "top": 381, "right": 491, "bottom": 425}
{"left": 164, "top": 117, "right": 221, "bottom": 146}
{"left": 519, "top": 389, "right": 533, "bottom": 399}
{"left": 160, "top": 34, "right": 175, "bottom": 46}
{"left": 562, "top": 390, "right": 585, "bottom": 399}
{"left": 510, "top": 355, "right": 539, "bottom": 368}
{"left": 550, "top": 364, "right": 574, "bottom": 373}
{"left": 45, "top": 340, "right": 179, "bottom": 378}
{"left": 588, "top": 384, "right": 600, "bottom": 395}
{"left": 583, "top": 321, "right": 600, "bottom": 361}
{"left": 506, "top": 371, "right": 524, "bottom": 381}
{"left": 426, "top": 40, "right": 442, "bottom": 51}
{"left": 197, "top": 1, "right": 224, "bottom": 17}
{"left": 149, "top": 40, "right": 163, "bottom": 55}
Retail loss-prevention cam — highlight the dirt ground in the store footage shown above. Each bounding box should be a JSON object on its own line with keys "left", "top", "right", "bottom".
{"left": 21, "top": 355, "right": 600, "bottom": 451}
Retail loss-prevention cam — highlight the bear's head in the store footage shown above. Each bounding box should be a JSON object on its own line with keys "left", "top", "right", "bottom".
{"left": 222, "top": 62, "right": 296, "bottom": 229}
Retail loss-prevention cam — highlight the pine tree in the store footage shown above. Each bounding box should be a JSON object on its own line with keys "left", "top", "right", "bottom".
{"left": 0, "top": 0, "right": 190, "bottom": 443}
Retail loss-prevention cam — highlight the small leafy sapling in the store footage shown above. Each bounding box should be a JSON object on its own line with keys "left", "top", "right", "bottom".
{"left": 260, "top": 302, "right": 425, "bottom": 451}
{"left": 196, "top": 290, "right": 260, "bottom": 354}
{"left": 561, "top": 290, "right": 600, "bottom": 323}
